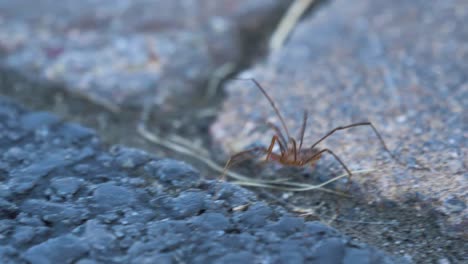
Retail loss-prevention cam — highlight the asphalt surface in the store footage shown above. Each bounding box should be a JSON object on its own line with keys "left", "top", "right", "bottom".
{"left": 0, "top": 96, "right": 408, "bottom": 263}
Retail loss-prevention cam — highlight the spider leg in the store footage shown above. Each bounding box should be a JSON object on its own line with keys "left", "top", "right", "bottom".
{"left": 220, "top": 146, "right": 268, "bottom": 181}
{"left": 305, "top": 148, "right": 353, "bottom": 182}
{"left": 232, "top": 78, "right": 291, "bottom": 140}
{"left": 266, "top": 122, "right": 287, "bottom": 153}
{"left": 298, "top": 110, "right": 308, "bottom": 152}
{"left": 221, "top": 135, "right": 284, "bottom": 181}
{"left": 289, "top": 137, "right": 298, "bottom": 162}
{"left": 265, "top": 135, "right": 283, "bottom": 161}
{"left": 309, "top": 122, "right": 415, "bottom": 168}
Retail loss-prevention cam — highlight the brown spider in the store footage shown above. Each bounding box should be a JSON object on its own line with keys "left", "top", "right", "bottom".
{"left": 221, "top": 78, "right": 415, "bottom": 183}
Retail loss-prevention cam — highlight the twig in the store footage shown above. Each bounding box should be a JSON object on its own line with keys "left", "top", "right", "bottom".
{"left": 75, "top": 89, "right": 121, "bottom": 114}
{"left": 138, "top": 120, "right": 254, "bottom": 182}
{"left": 333, "top": 218, "right": 399, "bottom": 225}
{"left": 231, "top": 179, "right": 350, "bottom": 196}
{"left": 205, "top": 63, "right": 236, "bottom": 99}
{"left": 270, "top": 0, "right": 316, "bottom": 53}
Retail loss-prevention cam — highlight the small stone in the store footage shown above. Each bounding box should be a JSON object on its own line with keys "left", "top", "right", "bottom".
{"left": 83, "top": 219, "right": 117, "bottom": 252}
{"left": 304, "top": 221, "right": 339, "bottom": 237}
{"left": 73, "top": 164, "right": 92, "bottom": 174}
{"left": 267, "top": 216, "right": 305, "bottom": 237}
{"left": 438, "top": 258, "right": 451, "bottom": 264}
{"left": 235, "top": 202, "right": 272, "bottom": 228}
{"left": 310, "top": 238, "right": 346, "bottom": 263}
{"left": 19, "top": 112, "right": 60, "bottom": 131}
{"left": 144, "top": 159, "right": 200, "bottom": 188}
{"left": 12, "top": 225, "right": 35, "bottom": 245}
{"left": 92, "top": 183, "right": 136, "bottom": 210}
{"left": 146, "top": 220, "right": 190, "bottom": 238}
{"left": 50, "top": 177, "right": 83, "bottom": 197}
{"left": 168, "top": 191, "right": 207, "bottom": 219}
{"left": 0, "top": 198, "right": 18, "bottom": 219}
{"left": 214, "top": 181, "right": 256, "bottom": 207}
{"left": 23, "top": 234, "right": 89, "bottom": 264}
{"left": 57, "top": 123, "right": 95, "bottom": 142}
{"left": 110, "top": 145, "right": 152, "bottom": 169}
{"left": 443, "top": 196, "right": 465, "bottom": 213}
{"left": 216, "top": 252, "right": 255, "bottom": 264}
{"left": 131, "top": 253, "right": 173, "bottom": 264}
{"left": 190, "top": 212, "right": 230, "bottom": 231}
{"left": 75, "top": 259, "right": 100, "bottom": 264}
{"left": 0, "top": 246, "right": 19, "bottom": 264}
{"left": 278, "top": 245, "right": 305, "bottom": 264}
{"left": 2, "top": 146, "right": 28, "bottom": 162}
{"left": 20, "top": 199, "right": 89, "bottom": 226}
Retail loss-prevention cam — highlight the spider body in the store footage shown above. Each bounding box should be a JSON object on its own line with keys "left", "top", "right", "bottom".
{"left": 221, "top": 78, "right": 414, "bottom": 182}
{"left": 271, "top": 148, "right": 322, "bottom": 169}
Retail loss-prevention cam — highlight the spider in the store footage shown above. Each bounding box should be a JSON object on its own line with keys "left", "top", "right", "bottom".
{"left": 221, "top": 78, "right": 415, "bottom": 183}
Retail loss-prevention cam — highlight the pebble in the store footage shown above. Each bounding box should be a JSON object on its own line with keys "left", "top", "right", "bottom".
{"left": 22, "top": 234, "right": 89, "bottom": 264}
{"left": 144, "top": 159, "right": 200, "bottom": 189}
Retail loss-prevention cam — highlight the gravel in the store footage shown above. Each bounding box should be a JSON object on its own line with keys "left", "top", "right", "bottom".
{"left": 0, "top": 96, "right": 409, "bottom": 263}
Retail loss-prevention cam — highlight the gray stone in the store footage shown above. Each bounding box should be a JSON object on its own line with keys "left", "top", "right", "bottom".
{"left": 9, "top": 147, "right": 94, "bottom": 194}
{"left": 75, "top": 259, "right": 101, "bottom": 264}
{"left": 92, "top": 182, "right": 136, "bottom": 210}
{"left": 310, "top": 238, "right": 346, "bottom": 264}
{"left": 20, "top": 199, "right": 89, "bottom": 226}
{"left": 50, "top": 177, "right": 83, "bottom": 197}
{"left": 0, "top": 198, "right": 18, "bottom": 219}
{"left": 214, "top": 181, "right": 257, "bottom": 207}
{"left": 216, "top": 252, "right": 255, "bottom": 264}
{"left": 146, "top": 220, "right": 190, "bottom": 239}
{"left": 443, "top": 196, "right": 466, "bottom": 214}
{"left": 12, "top": 225, "right": 35, "bottom": 245}
{"left": 169, "top": 191, "right": 207, "bottom": 219}
{"left": 19, "top": 112, "right": 60, "bottom": 131}
{"left": 304, "top": 222, "right": 340, "bottom": 237}
{"left": 22, "top": 234, "right": 89, "bottom": 264}
{"left": 131, "top": 253, "right": 173, "bottom": 264}
{"left": 83, "top": 220, "right": 117, "bottom": 254}
{"left": 189, "top": 212, "right": 230, "bottom": 231}
{"left": 110, "top": 145, "right": 153, "bottom": 169}
{"left": 235, "top": 202, "right": 273, "bottom": 228}
{"left": 278, "top": 244, "right": 305, "bottom": 264}
{"left": 57, "top": 123, "right": 95, "bottom": 143}
{"left": 2, "top": 146, "right": 29, "bottom": 162}
{"left": 145, "top": 159, "right": 200, "bottom": 188}
{"left": 0, "top": 246, "right": 19, "bottom": 264}
{"left": 267, "top": 216, "right": 305, "bottom": 237}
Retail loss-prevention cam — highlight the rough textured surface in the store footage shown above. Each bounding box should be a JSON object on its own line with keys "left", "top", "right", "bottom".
{"left": 0, "top": 0, "right": 290, "bottom": 110}
{"left": 212, "top": 0, "right": 467, "bottom": 238}
{"left": 0, "top": 96, "right": 406, "bottom": 263}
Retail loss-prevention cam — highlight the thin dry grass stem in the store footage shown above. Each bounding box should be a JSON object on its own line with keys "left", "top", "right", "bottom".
{"left": 167, "top": 134, "right": 211, "bottom": 157}
{"left": 137, "top": 114, "right": 375, "bottom": 195}
{"left": 231, "top": 169, "right": 373, "bottom": 193}
{"left": 333, "top": 218, "right": 399, "bottom": 225}
{"left": 205, "top": 63, "right": 236, "bottom": 99}
{"left": 326, "top": 212, "right": 338, "bottom": 225}
{"left": 230, "top": 180, "right": 350, "bottom": 197}
{"left": 270, "top": 0, "right": 316, "bottom": 53}
{"left": 75, "top": 89, "right": 121, "bottom": 114}
{"left": 138, "top": 120, "right": 254, "bottom": 182}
